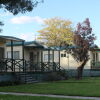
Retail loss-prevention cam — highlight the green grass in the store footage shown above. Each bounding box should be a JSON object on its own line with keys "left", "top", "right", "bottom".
{"left": 0, "top": 77, "right": 100, "bottom": 97}
{"left": 0, "top": 95, "right": 89, "bottom": 100}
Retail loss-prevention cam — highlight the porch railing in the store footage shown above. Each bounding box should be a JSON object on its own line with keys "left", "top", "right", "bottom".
{"left": 91, "top": 60, "right": 100, "bottom": 69}
{"left": 0, "top": 59, "right": 61, "bottom": 72}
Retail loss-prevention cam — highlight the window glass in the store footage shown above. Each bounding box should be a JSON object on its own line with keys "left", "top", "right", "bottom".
{"left": 7, "top": 51, "right": 11, "bottom": 58}
{"left": 44, "top": 54, "right": 48, "bottom": 61}
{"left": 64, "top": 54, "right": 66, "bottom": 57}
{"left": 7, "top": 51, "right": 19, "bottom": 59}
{"left": 49, "top": 54, "right": 53, "bottom": 60}
{"left": 61, "top": 54, "right": 63, "bottom": 57}
{"left": 44, "top": 54, "right": 53, "bottom": 61}
{"left": 13, "top": 51, "right": 19, "bottom": 59}
{"left": 61, "top": 53, "right": 66, "bottom": 57}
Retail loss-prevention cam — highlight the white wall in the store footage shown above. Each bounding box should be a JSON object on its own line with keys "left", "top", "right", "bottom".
{"left": 5, "top": 45, "right": 93, "bottom": 69}
{"left": 42, "top": 51, "right": 59, "bottom": 62}
{"left": 43, "top": 50, "right": 92, "bottom": 69}
{"left": 6, "top": 46, "right": 23, "bottom": 59}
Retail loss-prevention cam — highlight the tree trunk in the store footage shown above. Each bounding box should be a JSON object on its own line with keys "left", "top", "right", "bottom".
{"left": 77, "top": 59, "right": 87, "bottom": 79}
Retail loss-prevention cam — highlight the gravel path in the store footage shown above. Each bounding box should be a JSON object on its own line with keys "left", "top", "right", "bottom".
{"left": 0, "top": 92, "right": 100, "bottom": 100}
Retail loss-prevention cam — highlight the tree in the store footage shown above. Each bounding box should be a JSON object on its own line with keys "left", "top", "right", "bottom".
{"left": 38, "top": 17, "right": 73, "bottom": 46}
{"left": 0, "top": 0, "right": 43, "bottom": 32}
{"left": 70, "top": 18, "right": 95, "bottom": 79}
{"left": 0, "top": 21, "right": 4, "bottom": 32}
{"left": 0, "top": 0, "right": 43, "bottom": 15}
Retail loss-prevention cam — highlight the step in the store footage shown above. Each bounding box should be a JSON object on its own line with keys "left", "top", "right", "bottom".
{"left": 26, "top": 80, "right": 39, "bottom": 83}
{"left": 15, "top": 72, "right": 39, "bottom": 83}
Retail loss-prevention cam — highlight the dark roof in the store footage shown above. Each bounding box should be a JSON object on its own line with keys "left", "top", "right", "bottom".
{"left": 6, "top": 41, "right": 44, "bottom": 48}
{"left": 44, "top": 45, "right": 80, "bottom": 50}
{"left": 6, "top": 40, "right": 99, "bottom": 51}
{"left": 0, "top": 35, "right": 24, "bottom": 42}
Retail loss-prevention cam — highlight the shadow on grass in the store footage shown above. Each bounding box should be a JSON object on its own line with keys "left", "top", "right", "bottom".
{"left": 53, "top": 81, "right": 93, "bottom": 83}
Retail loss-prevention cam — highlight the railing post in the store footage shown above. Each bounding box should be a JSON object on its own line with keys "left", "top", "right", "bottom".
{"left": 41, "top": 50, "right": 44, "bottom": 72}
{"left": 58, "top": 50, "right": 61, "bottom": 71}
{"left": 13, "top": 59, "right": 15, "bottom": 72}
{"left": 22, "top": 41, "right": 25, "bottom": 72}
{"left": 11, "top": 40, "right": 14, "bottom": 72}
{"left": 5, "top": 59, "right": 7, "bottom": 72}
{"left": 52, "top": 50, "right": 56, "bottom": 71}
{"left": 48, "top": 49, "right": 50, "bottom": 71}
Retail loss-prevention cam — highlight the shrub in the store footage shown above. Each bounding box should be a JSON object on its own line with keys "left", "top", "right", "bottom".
{"left": 0, "top": 81, "right": 20, "bottom": 87}
{"left": 45, "top": 71, "right": 67, "bottom": 81}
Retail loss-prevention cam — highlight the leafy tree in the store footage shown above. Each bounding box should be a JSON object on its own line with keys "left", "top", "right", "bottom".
{"left": 0, "top": 21, "right": 4, "bottom": 32}
{"left": 0, "top": 0, "right": 43, "bottom": 32}
{"left": 38, "top": 17, "right": 73, "bottom": 46}
{"left": 70, "top": 18, "right": 95, "bottom": 79}
{"left": 0, "top": 0, "right": 43, "bottom": 15}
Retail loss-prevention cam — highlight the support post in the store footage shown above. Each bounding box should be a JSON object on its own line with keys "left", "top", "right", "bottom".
{"left": 52, "top": 50, "right": 55, "bottom": 71}
{"left": 41, "top": 50, "right": 43, "bottom": 62}
{"left": 11, "top": 40, "right": 13, "bottom": 72}
{"left": 22, "top": 41, "right": 25, "bottom": 72}
{"left": 52, "top": 50, "right": 54, "bottom": 63}
{"left": 58, "top": 50, "right": 61, "bottom": 71}
{"left": 41, "top": 50, "right": 44, "bottom": 72}
{"left": 48, "top": 49, "right": 50, "bottom": 63}
{"left": 48, "top": 49, "right": 50, "bottom": 71}
{"left": 37, "top": 51, "right": 39, "bottom": 64}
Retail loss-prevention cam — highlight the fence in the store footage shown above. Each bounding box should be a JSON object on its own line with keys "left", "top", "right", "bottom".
{"left": 0, "top": 59, "right": 61, "bottom": 72}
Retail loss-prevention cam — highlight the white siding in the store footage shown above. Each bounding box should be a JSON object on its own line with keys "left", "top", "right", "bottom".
{"left": 43, "top": 50, "right": 92, "bottom": 69}
{"left": 6, "top": 46, "right": 23, "bottom": 59}
{"left": 5, "top": 45, "right": 94, "bottom": 69}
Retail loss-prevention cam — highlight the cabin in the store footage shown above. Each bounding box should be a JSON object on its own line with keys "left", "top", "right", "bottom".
{"left": 0, "top": 35, "right": 24, "bottom": 72}
{"left": 0, "top": 37, "right": 100, "bottom": 82}
{"left": 6, "top": 41, "right": 61, "bottom": 72}
{"left": 6, "top": 41, "right": 100, "bottom": 70}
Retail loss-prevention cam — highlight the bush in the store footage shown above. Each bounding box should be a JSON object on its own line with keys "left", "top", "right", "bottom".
{"left": 45, "top": 72, "right": 67, "bottom": 81}
{"left": 57, "top": 69, "right": 68, "bottom": 79}
{"left": 0, "top": 81, "right": 20, "bottom": 87}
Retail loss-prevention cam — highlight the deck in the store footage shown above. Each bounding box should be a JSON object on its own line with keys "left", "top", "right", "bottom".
{"left": 0, "top": 59, "right": 61, "bottom": 73}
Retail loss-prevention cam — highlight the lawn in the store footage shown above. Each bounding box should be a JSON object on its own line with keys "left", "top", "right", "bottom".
{"left": 0, "top": 77, "right": 100, "bottom": 97}
{"left": 0, "top": 95, "right": 89, "bottom": 100}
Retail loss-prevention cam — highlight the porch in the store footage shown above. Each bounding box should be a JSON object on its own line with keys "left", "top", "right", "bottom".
{"left": 0, "top": 59, "right": 61, "bottom": 72}
{"left": 91, "top": 48, "right": 100, "bottom": 69}
{"left": 0, "top": 38, "right": 61, "bottom": 73}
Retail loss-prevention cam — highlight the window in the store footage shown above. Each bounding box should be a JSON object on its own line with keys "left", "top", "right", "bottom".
{"left": 61, "top": 54, "right": 63, "bottom": 57}
{"left": 7, "top": 51, "right": 20, "bottom": 59}
{"left": 44, "top": 54, "right": 53, "bottom": 61}
{"left": 61, "top": 53, "right": 66, "bottom": 57}
{"left": 64, "top": 54, "right": 66, "bottom": 57}
{"left": 7, "top": 51, "right": 11, "bottom": 58}
{"left": 13, "top": 51, "right": 19, "bottom": 59}
{"left": 50, "top": 54, "right": 53, "bottom": 60}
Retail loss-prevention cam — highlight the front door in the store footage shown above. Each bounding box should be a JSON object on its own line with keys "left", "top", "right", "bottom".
{"left": 0, "top": 47, "right": 4, "bottom": 59}
{"left": 30, "top": 52, "right": 34, "bottom": 62}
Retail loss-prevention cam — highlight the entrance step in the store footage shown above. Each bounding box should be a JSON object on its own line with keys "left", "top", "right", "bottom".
{"left": 16, "top": 72, "right": 39, "bottom": 83}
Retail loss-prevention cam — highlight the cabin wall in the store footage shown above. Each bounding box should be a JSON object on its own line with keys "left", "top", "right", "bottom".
{"left": 0, "top": 43, "right": 6, "bottom": 59}
{"left": 24, "top": 48, "right": 30, "bottom": 61}
{"left": 43, "top": 50, "right": 92, "bottom": 69}
{"left": 6, "top": 46, "right": 23, "bottom": 59}
{"left": 6, "top": 46, "right": 42, "bottom": 63}
{"left": 42, "top": 51, "right": 59, "bottom": 62}
{"left": 5, "top": 45, "right": 96, "bottom": 70}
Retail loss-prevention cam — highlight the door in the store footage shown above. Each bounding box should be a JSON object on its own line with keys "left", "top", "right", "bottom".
{"left": 0, "top": 47, "right": 4, "bottom": 59}
{"left": 30, "top": 52, "right": 34, "bottom": 61}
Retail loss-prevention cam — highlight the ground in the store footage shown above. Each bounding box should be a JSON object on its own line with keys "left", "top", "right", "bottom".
{"left": 0, "top": 77, "right": 99, "bottom": 97}
{"left": 0, "top": 95, "right": 90, "bottom": 100}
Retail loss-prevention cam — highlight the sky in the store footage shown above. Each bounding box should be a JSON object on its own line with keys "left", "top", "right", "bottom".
{"left": 0, "top": 0, "right": 100, "bottom": 45}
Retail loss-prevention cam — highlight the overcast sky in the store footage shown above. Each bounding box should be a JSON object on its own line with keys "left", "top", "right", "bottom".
{"left": 0, "top": 0, "right": 100, "bottom": 45}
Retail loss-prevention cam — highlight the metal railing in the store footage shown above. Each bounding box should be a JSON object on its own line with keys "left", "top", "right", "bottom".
{"left": 91, "top": 60, "right": 100, "bottom": 69}
{"left": 0, "top": 59, "right": 61, "bottom": 72}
